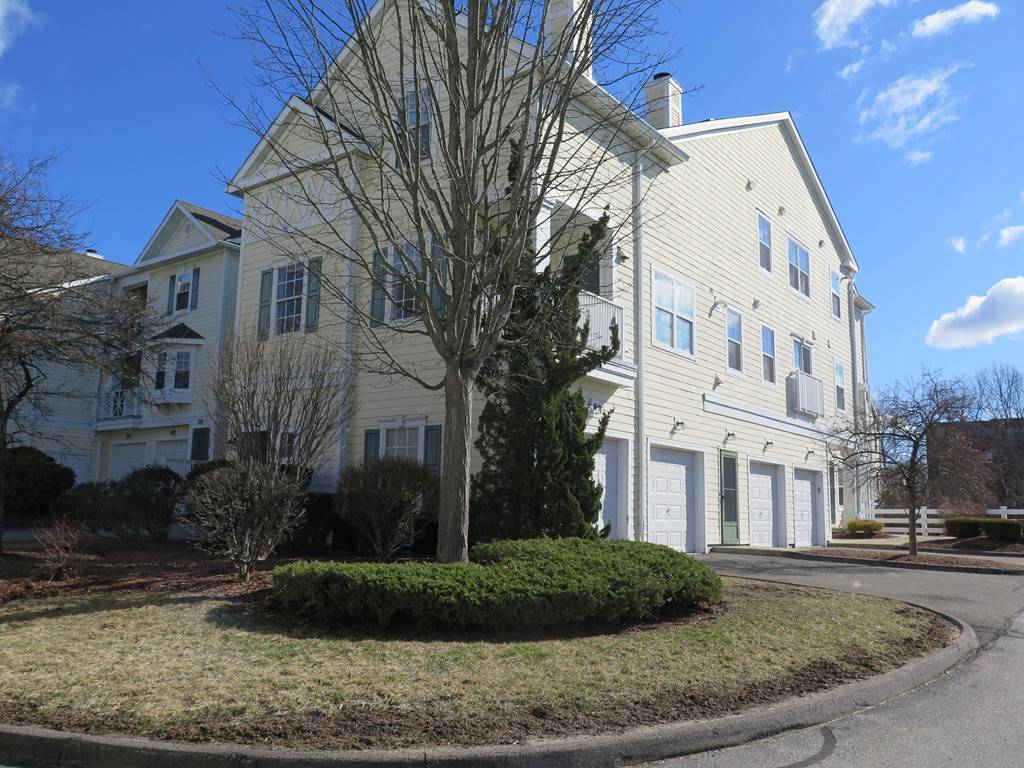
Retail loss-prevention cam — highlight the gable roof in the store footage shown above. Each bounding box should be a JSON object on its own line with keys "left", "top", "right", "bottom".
{"left": 660, "top": 112, "right": 859, "bottom": 274}
{"left": 153, "top": 322, "right": 205, "bottom": 341}
{"left": 135, "top": 200, "right": 242, "bottom": 265}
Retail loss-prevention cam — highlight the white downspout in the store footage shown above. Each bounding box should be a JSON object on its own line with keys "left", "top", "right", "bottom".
{"left": 632, "top": 155, "right": 646, "bottom": 542}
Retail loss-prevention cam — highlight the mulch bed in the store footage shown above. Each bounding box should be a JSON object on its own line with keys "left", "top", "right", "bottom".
{"left": 923, "top": 537, "right": 1024, "bottom": 554}
{"left": 807, "top": 547, "right": 1024, "bottom": 571}
{"left": 830, "top": 531, "right": 893, "bottom": 540}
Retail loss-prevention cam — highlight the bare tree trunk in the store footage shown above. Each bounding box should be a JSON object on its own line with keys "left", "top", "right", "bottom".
{"left": 437, "top": 364, "right": 473, "bottom": 563}
{"left": 0, "top": 437, "right": 6, "bottom": 554}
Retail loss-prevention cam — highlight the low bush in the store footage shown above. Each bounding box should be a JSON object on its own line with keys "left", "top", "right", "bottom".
{"left": 185, "top": 459, "right": 233, "bottom": 489}
{"left": 846, "top": 519, "right": 884, "bottom": 537}
{"left": 114, "top": 466, "right": 185, "bottom": 542}
{"left": 280, "top": 492, "right": 335, "bottom": 555}
{"left": 943, "top": 517, "right": 984, "bottom": 538}
{"left": 273, "top": 537, "right": 722, "bottom": 631}
{"left": 4, "top": 447, "right": 75, "bottom": 522}
{"left": 49, "top": 481, "right": 110, "bottom": 526}
{"left": 31, "top": 517, "right": 86, "bottom": 581}
{"left": 336, "top": 457, "right": 437, "bottom": 561}
{"left": 979, "top": 518, "right": 1022, "bottom": 543}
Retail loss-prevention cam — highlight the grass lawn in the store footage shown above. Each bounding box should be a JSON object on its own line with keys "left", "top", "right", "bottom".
{"left": 0, "top": 577, "right": 953, "bottom": 751}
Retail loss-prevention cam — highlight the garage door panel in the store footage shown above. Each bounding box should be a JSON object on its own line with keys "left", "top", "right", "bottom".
{"left": 593, "top": 441, "right": 620, "bottom": 538}
{"left": 793, "top": 469, "right": 817, "bottom": 548}
{"left": 109, "top": 442, "right": 146, "bottom": 480}
{"left": 749, "top": 463, "right": 780, "bottom": 547}
{"left": 648, "top": 448, "right": 697, "bottom": 552}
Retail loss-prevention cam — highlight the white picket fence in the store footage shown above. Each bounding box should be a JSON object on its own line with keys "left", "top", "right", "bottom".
{"left": 869, "top": 507, "right": 1024, "bottom": 536}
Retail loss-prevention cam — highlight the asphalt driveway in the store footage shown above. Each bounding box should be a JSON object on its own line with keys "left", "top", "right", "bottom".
{"left": 649, "top": 552, "right": 1024, "bottom": 767}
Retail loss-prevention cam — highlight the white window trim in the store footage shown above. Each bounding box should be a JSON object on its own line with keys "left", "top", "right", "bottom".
{"left": 792, "top": 334, "right": 814, "bottom": 376}
{"left": 650, "top": 265, "right": 697, "bottom": 360}
{"left": 388, "top": 241, "right": 423, "bottom": 324}
{"left": 156, "top": 348, "right": 193, "bottom": 393}
{"left": 831, "top": 269, "right": 843, "bottom": 319}
{"left": 725, "top": 306, "right": 743, "bottom": 376}
{"left": 272, "top": 260, "right": 307, "bottom": 337}
{"left": 760, "top": 323, "right": 777, "bottom": 386}
{"left": 172, "top": 271, "right": 193, "bottom": 314}
{"left": 394, "top": 87, "right": 434, "bottom": 165}
{"left": 756, "top": 210, "right": 773, "bottom": 276}
{"left": 378, "top": 416, "right": 427, "bottom": 461}
{"left": 835, "top": 359, "right": 847, "bottom": 413}
{"left": 787, "top": 236, "right": 812, "bottom": 302}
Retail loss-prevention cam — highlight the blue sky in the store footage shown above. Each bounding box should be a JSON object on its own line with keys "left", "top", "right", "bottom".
{"left": 1, "top": 1, "right": 1021, "bottom": 387}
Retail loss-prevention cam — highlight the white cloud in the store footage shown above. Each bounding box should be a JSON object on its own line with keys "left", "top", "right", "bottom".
{"left": 927, "top": 277, "right": 1024, "bottom": 348}
{"left": 998, "top": 225, "right": 1024, "bottom": 247}
{"left": 0, "top": 0, "right": 38, "bottom": 57}
{"left": 1019, "top": 190, "right": 1024, "bottom": 203}
{"left": 912, "top": 1, "right": 1000, "bottom": 38}
{"left": 814, "top": 0, "right": 898, "bottom": 50}
{"left": 0, "top": 82, "right": 18, "bottom": 108}
{"left": 947, "top": 236, "right": 967, "bottom": 254}
{"left": 858, "top": 64, "right": 969, "bottom": 148}
{"left": 838, "top": 60, "right": 866, "bottom": 80}
{"left": 906, "top": 149, "right": 934, "bottom": 165}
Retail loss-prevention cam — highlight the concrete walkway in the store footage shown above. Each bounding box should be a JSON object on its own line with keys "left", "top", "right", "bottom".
{"left": 647, "top": 553, "right": 1024, "bottom": 766}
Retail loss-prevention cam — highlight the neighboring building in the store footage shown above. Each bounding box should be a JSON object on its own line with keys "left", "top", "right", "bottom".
{"left": 25, "top": 201, "right": 242, "bottom": 481}
{"left": 928, "top": 419, "right": 1024, "bottom": 508}
{"left": 225, "top": 2, "right": 875, "bottom": 550}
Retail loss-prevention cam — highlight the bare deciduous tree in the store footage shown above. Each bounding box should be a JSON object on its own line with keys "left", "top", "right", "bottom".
{"left": 973, "top": 364, "right": 1024, "bottom": 421}
{"left": 0, "top": 153, "right": 154, "bottom": 551}
{"left": 210, "top": 333, "right": 353, "bottom": 471}
{"left": 220, "top": 0, "right": 670, "bottom": 561}
{"left": 926, "top": 429, "right": 998, "bottom": 517}
{"left": 830, "top": 371, "right": 973, "bottom": 555}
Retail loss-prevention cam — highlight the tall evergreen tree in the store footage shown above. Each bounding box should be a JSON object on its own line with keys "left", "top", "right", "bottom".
{"left": 471, "top": 216, "right": 619, "bottom": 543}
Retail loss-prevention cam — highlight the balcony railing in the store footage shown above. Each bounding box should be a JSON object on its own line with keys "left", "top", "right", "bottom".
{"left": 99, "top": 389, "right": 141, "bottom": 421}
{"left": 579, "top": 290, "right": 624, "bottom": 360}
{"left": 788, "top": 370, "right": 825, "bottom": 417}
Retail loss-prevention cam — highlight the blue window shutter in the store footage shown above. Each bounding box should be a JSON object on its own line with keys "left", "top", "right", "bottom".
{"left": 257, "top": 269, "right": 273, "bottom": 340}
{"left": 363, "top": 429, "right": 380, "bottom": 463}
{"left": 371, "top": 248, "right": 386, "bottom": 325}
{"left": 190, "top": 267, "right": 200, "bottom": 310}
{"left": 423, "top": 425, "right": 441, "bottom": 475}
{"left": 429, "top": 239, "right": 446, "bottom": 312}
{"left": 305, "top": 256, "right": 322, "bottom": 330}
{"left": 166, "top": 275, "right": 176, "bottom": 314}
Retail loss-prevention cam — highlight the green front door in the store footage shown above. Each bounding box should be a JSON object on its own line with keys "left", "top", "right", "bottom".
{"left": 720, "top": 450, "right": 740, "bottom": 545}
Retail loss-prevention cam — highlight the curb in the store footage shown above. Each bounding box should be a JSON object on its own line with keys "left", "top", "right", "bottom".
{"left": 827, "top": 541, "right": 1024, "bottom": 560}
{"left": 710, "top": 546, "right": 1024, "bottom": 575}
{"left": 0, "top": 615, "right": 978, "bottom": 768}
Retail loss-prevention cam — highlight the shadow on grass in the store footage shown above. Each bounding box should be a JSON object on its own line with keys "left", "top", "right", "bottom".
{"left": 0, "top": 592, "right": 234, "bottom": 628}
{"left": 201, "top": 590, "right": 721, "bottom": 646}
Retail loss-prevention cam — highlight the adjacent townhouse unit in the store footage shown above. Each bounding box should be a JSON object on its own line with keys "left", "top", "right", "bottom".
{"left": 24, "top": 201, "right": 243, "bottom": 482}
{"left": 225, "top": 0, "right": 875, "bottom": 551}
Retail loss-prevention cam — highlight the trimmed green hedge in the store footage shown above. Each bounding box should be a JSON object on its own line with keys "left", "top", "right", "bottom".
{"left": 979, "top": 518, "right": 1022, "bottom": 543}
{"left": 272, "top": 537, "right": 722, "bottom": 631}
{"left": 846, "top": 519, "right": 883, "bottom": 537}
{"left": 943, "top": 517, "right": 984, "bottom": 538}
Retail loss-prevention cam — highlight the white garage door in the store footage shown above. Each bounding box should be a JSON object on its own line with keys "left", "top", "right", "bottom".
{"left": 154, "top": 439, "right": 190, "bottom": 477}
{"left": 593, "top": 440, "right": 620, "bottom": 538}
{"left": 793, "top": 469, "right": 821, "bottom": 547}
{"left": 648, "top": 447, "right": 695, "bottom": 551}
{"left": 749, "top": 462, "right": 781, "bottom": 547}
{"left": 109, "top": 442, "right": 147, "bottom": 480}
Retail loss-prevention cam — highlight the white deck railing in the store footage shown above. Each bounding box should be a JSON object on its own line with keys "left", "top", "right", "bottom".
{"left": 579, "top": 291, "right": 624, "bottom": 360}
{"left": 98, "top": 389, "right": 141, "bottom": 420}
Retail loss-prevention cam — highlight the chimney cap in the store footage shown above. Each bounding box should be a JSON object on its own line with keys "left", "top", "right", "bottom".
{"left": 653, "top": 71, "right": 673, "bottom": 80}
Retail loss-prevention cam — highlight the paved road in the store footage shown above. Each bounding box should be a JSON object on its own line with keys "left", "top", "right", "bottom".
{"left": 649, "top": 553, "right": 1024, "bottom": 767}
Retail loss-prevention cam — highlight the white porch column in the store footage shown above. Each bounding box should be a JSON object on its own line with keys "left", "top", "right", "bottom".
{"left": 535, "top": 200, "right": 554, "bottom": 272}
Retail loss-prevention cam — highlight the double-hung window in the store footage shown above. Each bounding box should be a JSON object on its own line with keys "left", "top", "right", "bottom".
{"left": 726, "top": 308, "right": 743, "bottom": 373}
{"left": 793, "top": 338, "right": 813, "bottom": 375}
{"left": 384, "top": 426, "right": 420, "bottom": 459}
{"left": 757, "top": 214, "right": 772, "bottom": 272}
{"left": 835, "top": 361, "right": 846, "bottom": 411}
{"left": 653, "top": 269, "right": 695, "bottom": 356}
{"left": 788, "top": 238, "right": 810, "bottom": 297}
{"left": 275, "top": 263, "right": 304, "bottom": 334}
{"left": 173, "top": 350, "right": 191, "bottom": 390}
{"left": 401, "top": 90, "right": 431, "bottom": 161}
{"left": 155, "top": 350, "right": 191, "bottom": 391}
{"left": 831, "top": 270, "right": 842, "bottom": 318}
{"left": 761, "top": 325, "right": 776, "bottom": 384}
{"left": 174, "top": 272, "right": 192, "bottom": 311}
{"left": 393, "top": 243, "right": 421, "bottom": 320}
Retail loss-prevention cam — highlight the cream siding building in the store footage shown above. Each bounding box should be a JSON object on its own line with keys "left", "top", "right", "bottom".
{"left": 226, "top": 9, "right": 874, "bottom": 548}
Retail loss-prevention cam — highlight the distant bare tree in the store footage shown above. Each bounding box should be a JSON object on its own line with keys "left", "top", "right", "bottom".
{"left": 830, "top": 371, "right": 973, "bottom": 555}
{"left": 973, "top": 364, "right": 1024, "bottom": 420}
{"left": 925, "top": 430, "right": 999, "bottom": 517}
{"left": 220, "top": 0, "right": 673, "bottom": 561}
{"left": 0, "top": 153, "right": 154, "bottom": 551}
